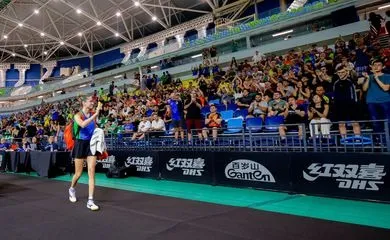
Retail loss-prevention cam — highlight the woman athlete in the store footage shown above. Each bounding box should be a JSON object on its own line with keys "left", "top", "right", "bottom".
{"left": 68, "top": 95, "right": 102, "bottom": 211}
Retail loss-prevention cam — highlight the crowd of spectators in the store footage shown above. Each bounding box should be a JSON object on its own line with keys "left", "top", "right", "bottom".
{"left": 0, "top": 11, "right": 389, "bottom": 150}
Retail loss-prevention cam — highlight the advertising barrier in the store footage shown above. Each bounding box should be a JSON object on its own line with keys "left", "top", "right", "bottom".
{"left": 0, "top": 151, "right": 6, "bottom": 171}
{"left": 214, "top": 152, "right": 292, "bottom": 192}
{"left": 159, "top": 151, "right": 214, "bottom": 184}
{"left": 291, "top": 153, "right": 390, "bottom": 202}
{"left": 9, "top": 151, "right": 18, "bottom": 172}
{"left": 108, "top": 150, "right": 159, "bottom": 178}
{"left": 1, "top": 150, "right": 389, "bottom": 202}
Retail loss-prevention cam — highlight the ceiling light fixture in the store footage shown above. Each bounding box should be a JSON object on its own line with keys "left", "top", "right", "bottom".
{"left": 152, "top": 16, "right": 157, "bottom": 21}
{"left": 116, "top": 12, "right": 121, "bottom": 17}
{"left": 18, "top": 23, "right": 23, "bottom": 27}
{"left": 134, "top": 1, "right": 140, "bottom": 6}
{"left": 43, "top": 51, "right": 48, "bottom": 55}
{"left": 191, "top": 54, "right": 203, "bottom": 58}
{"left": 115, "top": 32, "right": 119, "bottom": 37}
{"left": 272, "top": 29, "right": 293, "bottom": 37}
{"left": 76, "top": 9, "right": 82, "bottom": 14}
{"left": 34, "top": 9, "right": 39, "bottom": 14}
{"left": 378, "top": 4, "right": 390, "bottom": 10}
{"left": 60, "top": 41, "right": 64, "bottom": 45}
{"left": 12, "top": 53, "right": 16, "bottom": 57}
{"left": 77, "top": 32, "right": 82, "bottom": 37}
{"left": 24, "top": 44, "right": 28, "bottom": 48}
{"left": 40, "top": 32, "right": 45, "bottom": 37}
{"left": 96, "top": 21, "right": 102, "bottom": 26}
{"left": 3, "top": 35, "right": 8, "bottom": 39}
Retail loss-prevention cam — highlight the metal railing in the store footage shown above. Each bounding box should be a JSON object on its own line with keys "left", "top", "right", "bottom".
{"left": 105, "top": 120, "right": 390, "bottom": 153}
{"left": 1, "top": 120, "right": 387, "bottom": 153}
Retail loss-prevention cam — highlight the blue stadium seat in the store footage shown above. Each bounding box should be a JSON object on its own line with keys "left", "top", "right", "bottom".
{"left": 233, "top": 109, "right": 248, "bottom": 119}
{"left": 220, "top": 110, "right": 234, "bottom": 120}
{"left": 264, "top": 116, "right": 285, "bottom": 131}
{"left": 246, "top": 118, "right": 263, "bottom": 132}
{"left": 215, "top": 104, "right": 226, "bottom": 112}
{"left": 340, "top": 136, "right": 372, "bottom": 146}
{"left": 201, "top": 106, "right": 210, "bottom": 116}
{"left": 224, "top": 118, "right": 243, "bottom": 134}
{"left": 165, "top": 123, "right": 175, "bottom": 135}
{"left": 208, "top": 99, "right": 220, "bottom": 105}
{"left": 227, "top": 104, "right": 238, "bottom": 111}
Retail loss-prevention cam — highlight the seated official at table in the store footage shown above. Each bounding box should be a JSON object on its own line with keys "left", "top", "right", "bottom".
{"left": 0, "top": 138, "right": 10, "bottom": 151}
{"left": 43, "top": 136, "right": 59, "bottom": 152}
{"left": 22, "top": 137, "right": 32, "bottom": 152}
{"left": 29, "top": 137, "right": 40, "bottom": 151}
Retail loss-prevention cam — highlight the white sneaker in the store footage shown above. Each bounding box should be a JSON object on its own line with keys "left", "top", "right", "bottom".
{"left": 69, "top": 188, "right": 77, "bottom": 203}
{"left": 87, "top": 200, "right": 100, "bottom": 211}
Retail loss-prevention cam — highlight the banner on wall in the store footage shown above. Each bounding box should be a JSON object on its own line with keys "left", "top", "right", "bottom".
{"left": 159, "top": 151, "right": 214, "bottom": 184}
{"left": 291, "top": 153, "right": 390, "bottom": 201}
{"left": 107, "top": 150, "right": 159, "bottom": 178}
{"left": 214, "top": 152, "right": 292, "bottom": 191}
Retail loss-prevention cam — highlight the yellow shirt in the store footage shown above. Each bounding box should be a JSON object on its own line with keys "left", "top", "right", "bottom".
{"left": 218, "top": 82, "right": 233, "bottom": 93}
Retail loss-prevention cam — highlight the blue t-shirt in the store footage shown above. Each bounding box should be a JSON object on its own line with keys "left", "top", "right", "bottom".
{"left": 0, "top": 143, "right": 9, "bottom": 150}
{"left": 168, "top": 99, "right": 183, "bottom": 121}
{"left": 366, "top": 74, "right": 390, "bottom": 103}
{"left": 124, "top": 123, "right": 134, "bottom": 131}
{"left": 52, "top": 111, "right": 59, "bottom": 121}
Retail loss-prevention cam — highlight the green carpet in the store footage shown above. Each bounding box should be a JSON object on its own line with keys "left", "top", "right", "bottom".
{"left": 14, "top": 172, "right": 390, "bottom": 229}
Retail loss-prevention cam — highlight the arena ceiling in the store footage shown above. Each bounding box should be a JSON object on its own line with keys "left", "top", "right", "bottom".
{"left": 0, "top": 0, "right": 223, "bottom": 63}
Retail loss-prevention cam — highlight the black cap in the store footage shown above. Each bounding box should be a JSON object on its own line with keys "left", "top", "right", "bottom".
{"left": 371, "top": 57, "right": 384, "bottom": 65}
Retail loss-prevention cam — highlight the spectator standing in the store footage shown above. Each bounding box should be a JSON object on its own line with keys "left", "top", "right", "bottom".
{"left": 184, "top": 93, "right": 203, "bottom": 142}
{"left": 333, "top": 65, "right": 361, "bottom": 138}
{"left": 167, "top": 93, "right": 185, "bottom": 142}
{"left": 109, "top": 81, "right": 115, "bottom": 97}
{"left": 252, "top": 50, "right": 263, "bottom": 64}
{"left": 362, "top": 59, "right": 390, "bottom": 135}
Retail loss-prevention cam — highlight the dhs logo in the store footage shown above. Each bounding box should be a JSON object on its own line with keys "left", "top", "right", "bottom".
{"left": 303, "top": 163, "right": 386, "bottom": 191}
{"left": 96, "top": 155, "right": 115, "bottom": 169}
{"left": 166, "top": 158, "right": 205, "bottom": 176}
{"left": 125, "top": 156, "right": 153, "bottom": 172}
{"left": 225, "top": 159, "right": 276, "bottom": 182}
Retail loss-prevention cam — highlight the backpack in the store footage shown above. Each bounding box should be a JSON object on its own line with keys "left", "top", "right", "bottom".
{"left": 64, "top": 113, "right": 85, "bottom": 151}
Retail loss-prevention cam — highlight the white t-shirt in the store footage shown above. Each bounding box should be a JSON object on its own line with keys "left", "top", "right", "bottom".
{"left": 151, "top": 119, "right": 166, "bottom": 131}
{"left": 252, "top": 53, "right": 263, "bottom": 63}
{"left": 138, "top": 121, "right": 151, "bottom": 133}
